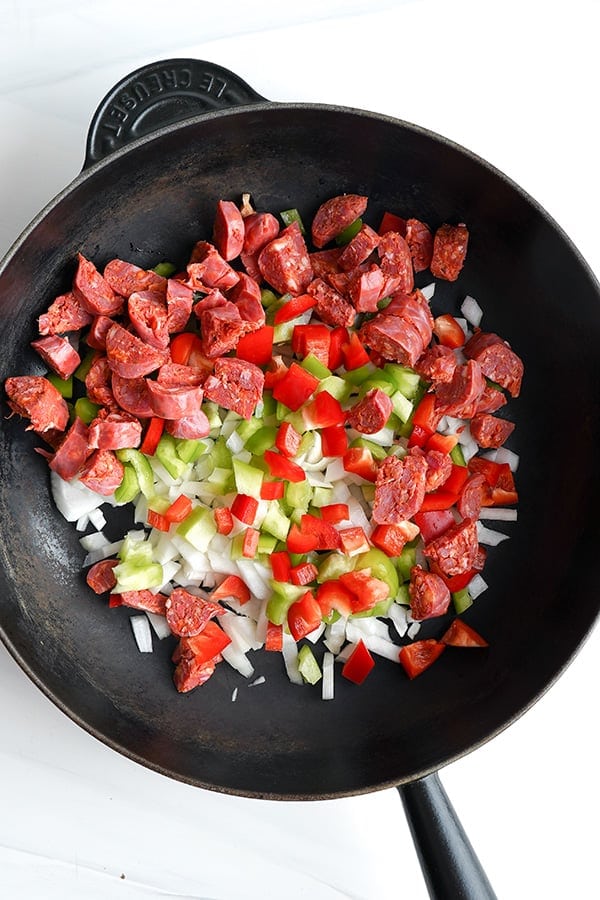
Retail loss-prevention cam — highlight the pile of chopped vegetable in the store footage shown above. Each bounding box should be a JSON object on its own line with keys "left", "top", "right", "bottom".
{"left": 4, "top": 191, "right": 522, "bottom": 697}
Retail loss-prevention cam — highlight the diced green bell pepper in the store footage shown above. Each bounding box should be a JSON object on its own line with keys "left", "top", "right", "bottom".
{"left": 396, "top": 545, "right": 417, "bottom": 582}
{"left": 261, "top": 501, "right": 291, "bottom": 542}
{"left": 152, "top": 261, "right": 177, "bottom": 277}
{"left": 354, "top": 548, "right": 399, "bottom": 601}
{"left": 335, "top": 217, "right": 362, "bottom": 245}
{"left": 73, "top": 397, "right": 100, "bottom": 425}
{"left": 232, "top": 457, "right": 264, "bottom": 497}
{"left": 155, "top": 433, "right": 188, "bottom": 480}
{"left": 317, "top": 552, "right": 356, "bottom": 583}
{"left": 114, "top": 463, "right": 140, "bottom": 505}
{"left": 116, "top": 448, "right": 154, "bottom": 498}
{"left": 453, "top": 587, "right": 473, "bottom": 614}
{"left": 177, "top": 505, "right": 217, "bottom": 551}
{"left": 266, "top": 581, "right": 306, "bottom": 624}
{"left": 297, "top": 644, "right": 322, "bottom": 684}
{"left": 47, "top": 373, "right": 73, "bottom": 398}
{"left": 245, "top": 425, "right": 277, "bottom": 455}
{"left": 301, "top": 355, "right": 331, "bottom": 379}
{"left": 280, "top": 208, "right": 306, "bottom": 234}
{"left": 450, "top": 444, "right": 467, "bottom": 466}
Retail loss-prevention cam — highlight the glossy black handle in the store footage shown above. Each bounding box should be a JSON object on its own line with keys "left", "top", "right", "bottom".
{"left": 84, "top": 58, "right": 267, "bottom": 168}
{"left": 398, "top": 773, "right": 497, "bottom": 900}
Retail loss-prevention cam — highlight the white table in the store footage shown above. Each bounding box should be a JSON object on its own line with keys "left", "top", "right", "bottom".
{"left": 0, "top": 2, "right": 598, "bottom": 897}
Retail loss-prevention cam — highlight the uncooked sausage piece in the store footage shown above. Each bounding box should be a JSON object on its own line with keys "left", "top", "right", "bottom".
{"left": 359, "top": 314, "right": 424, "bottom": 367}
{"left": 173, "top": 653, "right": 219, "bottom": 693}
{"left": 409, "top": 565, "right": 451, "bottom": 620}
{"left": 146, "top": 379, "right": 204, "bottom": 420}
{"left": 463, "top": 330, "right": 523, "bottom": 398}
{"left": 434, "top": 360, "right": 485, "bottom": 418}
{"left": 187, "top": 241, "right": 240, "bottom": 290}
{"left": 346, "top": 388, "right": 393, "bottom": 435}
{"left": 5, "top": 375, "right": 69, "bottom": 434}
{"left": 128, "top": 291, "right": 170, "bottom": 350}
{"left": 311, "top": 194, "right": 368, "bottom": 249}
{"left": 347, "top": 265, "right": 385, "bottom": 313}
{"left": 405, "top": 218, "right": 434, "bottom": 273}
{"left": 86, "top": 559, "right": 119, "bottom": 594}
{"left": 457, "top": 473, "right": 487, "bottom": 520}
{"left": 474, "top": 384, "right": 507, "bottom": 414}
{"left": 423, "top": 518, "right": 479, "bottom": 576}
{"left": 415, "top": 344, "right": 457, "bottom": 385}
{"left": 385, "top": 289, "right": 434, "bottom": 346}
{"left": 73, "top": 254, "right": 124, "bottom": 316}
{"left": 31, "top": 335, "right": 81, "bottom": 380}
{"left": 203, "top": 357, "right": 264, "bottom": 419}
{"left": 430, "top": 224, "right": 469, "bottom": 282}
{"left": 165, "top": 279, "right": 194, "bottom": 333}
{"left": 103, "top": 259, "right": 166, "bottom": 297}
{"left": 165, "top": 588, "right": 224, "bottom": 638}
{"left": 88, "top": 410, "right": 142, "bottom": 450}
{"left": 372, "top": 453, "right": 428, "bottom": 524}
{"left": 111, "top": 372, "right": 154, "bottom": 418}
{"left": 377, "top": 231, "right": 414, "bottom": 293}
{"left": 338, "top": 224, "right": 380, "bottom": 271}
{"left": 79, "top": 449, "right": 124, "bottom": 496}
{"left": 166, "top": 409, "right": 211, "bottom": 439}
{"left": 87, "top": 315, "right": 115, "bottom": 350}
{"left": 38, "top": 291, "right": 92, "bottom": 335}
{"left": 229, "top": 274, "right": 266, "bottom": 330}
{"left": 258, "top": 222, "right": 313, "bottom": 296}
{"left": 420, "top": 448, "right": 453, "bottom": 492}
{"left": 470, "top": 413, "right": 515, "bottom": 448}
{"left": 105, "top": 323, "right": 169, "bottom": 379}
{"left": 243, "top": 212, "right": 280, "bottom": 256}
{"left": 49, "top": 416, "right": 90, "bottom": 480}
{"left": 85, "top": 356, "right": 115, "bottom": 407}
{"left": 119, "top": 589, "right": 168, "bottom": 615}
{"left": 307, "top": 277, "right": 355, "bottom": 328}
{"left": 213, "top": 199, "right": 245, "bottom": 261}
{"left": 199, "top": 303, "right": 250, "bottom": 359}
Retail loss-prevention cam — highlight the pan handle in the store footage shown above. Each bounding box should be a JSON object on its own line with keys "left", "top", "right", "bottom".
{"left": 83, "top": 58, "right": 267, "bottom": 169}
{"left": 398, "top": 773, "right": 497, "bottom": 900}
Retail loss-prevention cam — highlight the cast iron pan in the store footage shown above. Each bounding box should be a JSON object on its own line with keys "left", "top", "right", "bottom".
{"left": 1, "top": 60, "right": 599, "bottom": 899}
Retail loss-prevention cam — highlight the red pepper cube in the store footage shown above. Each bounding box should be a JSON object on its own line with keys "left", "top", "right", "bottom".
{"left": 265, "top": 621, "right": 283, "bottom": 651}
{"left": 211, "top": 574, "right": 251, "bottom": 604}
{"left": 320, "top": 503, "right": 349, "bottom": 524}
{"left": 411, "top": 393, "right": 441, "bottom": 433}
{"left": 371, "top": 523, "right": 410, "bottom": 557}
{"left": 290, "top": 562, "right": 319, "bottom": 587}
{"left": 341, "top": 331, "right": 370, "bottom": 370}
{"left": 273, "top": 294, "right": 315, "bottom": 325}
{"left": 315, "top": 580, "right": 355, "bottom": 618}
{"left": 272, "top": 362, "right": 319, "bottom": 411}
{"left": 231, "top": 493, "right": 259, "bottom": 525}
{"left": 418, "top": 490, "right": 458, "bottom": 512}
{"left": 302, "top": 390, "right": 345, "bottom": 429}
{"left": 339, "top": 570, "right": 390, "bottom": 614}
{"left": 270, "top": 550, "right": 292, "bottom": 582}
{"left": 433, "top": 314, "right": 465, "bottom": 349}
{"left": 242, "top": 528, "right": 260, "bottom": 559}
{"left": 413, "top": 509, "right": 455, "bottom": 543}
{"left": 286, "top": 523, "right": 319, "bottom": 554}
{"left": 287, "top": 590, "right": 322, "bottom": 641}
{"left": 407, "top": 423, "right": 433, "bottom": 449}
{"left": 342, "top": 639, "right": 375, "bottom": 684}
{"left": 140, "top": 417, "right": 165, "bottom": 456}
{"left": 338, "top": 526, "right": 370, "bottom": 556}
{"left": 147, "top": 508, "right": 170, "bottom": 532}
{"left": 426, "top": 431, "right": 460, "bottom": 454}
{"left": 342, "top": 447, "right": 378, "bottom": 482}
{"left": 235, "top": 324, "right": 274, "bottom": 367}
{"left": 170, "top": 332, "right": 201, "bottom": 366}
{"left": 109, "top": 593, "right": 123, "bottom": 608}
{"left": 442, "top": 464, "right": 470, "bottom": 496}
{"left": 328, "top": 326, "right": 349, "bottom": 371}
{"left": 399, "top": 640, "right": 446, "bottom": 679}
{"left": 214, "top": 506, "right": 234, "bottom": 535}
{"left": 164, "top": 494, "right": 193, "bottom": 523}
{"left": 260, "top": 480, "right": 285, "bottom": 500}
{"left": 378, "top": 211, "right": 407, "bottom": 236}
{"left": 275, "top": 421, "right": 303, "bottom": 459}
{"left": 292, "top": 323, "right": 331, "bottom": 366}
{"left": 264, "top": 449, "right": 306, "bottom": 482}
{"left": 300, "top": 514, "right": 341, "bottom": 551}
{"left": 321, "top": 424, "right": 348, "bottom": 457}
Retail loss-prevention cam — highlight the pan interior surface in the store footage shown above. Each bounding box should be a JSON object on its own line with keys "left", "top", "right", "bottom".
{"left": 0, "top": 105, "right": 598, "bottom": 798}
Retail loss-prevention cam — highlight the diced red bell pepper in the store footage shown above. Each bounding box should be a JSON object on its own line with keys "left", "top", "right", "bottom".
{"left": 468, "top": 458, "right": 518, "bottom": 506}
{"left": 236, "top": 324, "right": 274, "bottom": 367}
{"left": 263, "top": 357, "right": 288, "bottom": 389}
{"left": 321, "top": 424, "right": 348, "bottom": 457}
{"left": 413, "top": 508, "right": 455, "bottom": 543}
{"left": 275, "top": 421, "right": 302, "bottom": 458}
{"left": 371, "top": 523, "right": 409, "bottom": 557}
{"left": 338, "top": 526, "right": 370, "bottom": 556}
{"left": 163, "top": 494, "right": 193, "bottom": 524}
{"left": 438, "top": 567, "right": 478, "bottom": 592}
{"left": 399, "top": 639, "right": 446, "bottom": 679}
{"left": 147, "top": 508, "right": 170, "bottom": 532}
{"left": 273, "top": 293, "right": 315, "bottom": 324}
{"left": 264, "top": 449, "right": 306, "bottom": 482}
{"left": 341, "top": 331, "right": 370, "bottom": 370}
{"left": 170, "top": 332, "right": 199, "bottom": 365}
{"left": 286, "top": 524, "right": 319, "bottom": 554}
{"left": 287, "top": 590, "right": 322, "bottom": 641}
{"left": 441, "top": 618, "right": 489, "bottom": 647}
{"left": 339, "top": 569, "right": 390, "bottom": 613}
{"left": 270, "top": 550, "right": 292, "bottom": 582}
{"left": 320, "top": 503, "right": 349, "bottom": 524}
{"left": 242, "top": 528, "right": 259, "bottom": 558}
{"left": 342, "top": 447, "right": 378, "bottom": 482}
{"left": 433, "top": 314, "right": 465, "bottom": 349}
{"left": 214, "top": 506, "right": 234, "bottom": 535}
{"left": 265, "top": 621, "right": 283, "bottom": 651}
{"left": 272, "top": 362, "right": 319, "bottom": 410}
{"left": 260, "top": 480, "right": 285, "bottom": 500}
{"left": 407, "top": 424, "right": 431, "bottom": 449}
{"left": 290, "top": 562, "right": 319, "bottom": 587}
{"left": 139, "top": 417, "right": 165, "bottom": 456}
{"left": 443, "top": 464, "right": 470, "bottom": 496}
{"left": 426, "top": 431, "right": 460, "bottom": 454}
{"left": 292, "top": 323, "right": 331, "bottom": 365}
{"left": 108, "top": 593, "right": 123, "bottom": 608}
{"left": 177, "top": 620, "right": 232, "bottom": 664}
{"left": 342, "top": 639, "right": 376, "bottom": 684}
{"left": 300, "top": 513, "right": 341, "bottom": 551}
{"left": 231, "top": 493, "right": 259, "bottom": 525}
{"left": 211, "top": 575, "right": 251, "bottom": 604}
{"left": 418, "top": 490, "right": 459, "bottom": 512}
{"left": 328, "top": 326, "right": 349, "bottom": 371}
{"left": 378, "top": 211, "right": 407, "bottom": 236}
{"left": 315, "top": 579, "right": 355, "bottom": 618}
{"left": 411, "top": 392, "right": 440, "bottom": 433}
{"left": 302, "top": 390, "right": 346, "bottom": 428}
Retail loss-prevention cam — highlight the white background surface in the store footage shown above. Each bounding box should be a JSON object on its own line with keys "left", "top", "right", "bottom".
{"left": 0, "top": 1, "right": 598, "bottom": 897}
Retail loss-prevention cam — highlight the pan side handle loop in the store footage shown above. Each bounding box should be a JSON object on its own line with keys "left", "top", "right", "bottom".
{"left": 398, "top": 773, "right": 497, "bottom": 900}
{"left": 83, "top": 58, "right": 267, "bottom": 169}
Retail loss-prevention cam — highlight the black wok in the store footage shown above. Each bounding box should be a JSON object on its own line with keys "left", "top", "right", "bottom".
{"left": 0, "top": 60, "right": 598, "bottom": 899}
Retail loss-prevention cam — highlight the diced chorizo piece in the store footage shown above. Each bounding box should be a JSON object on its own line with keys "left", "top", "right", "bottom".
{"left": 165, "top": 408, "right": 211, "bottom": 439}
{"left": 307, "top": 277, "right": 355, "bottom": 328}
{"left": 347, "top": 264, "right": 385, "bottom": 313}
{"left": 187, "top": 241, "right": 240, "bottom": 290}
{"left": 5, "top": 376, "right": 69, "bottom": 434}
{"left": 88, "top": 410, "right": 142, "bottom": 450}
{"left": 165, "top": 587, "right": 224, "bottom": 638}
{"left": 409, "top": 565, "right": 451, "bottom": 621}
{"left": 173, "top": 654, "right": 218, "bottom": 693}
{"left": 49, "top": 417, "right": 90, "bottom": 480}
{"left": 372, "top": 453, "right": 428, "bottom": 524}
{"left": 128, "top": 291, "right": 170, "bottom": 350}
{"left": 474, "top": 384, "right": 507, "bottom": 415}
{"left": 346, "top": 388, "right": 393, "bottom": 435}
{"left": 423, "top": 518, "right": 479, "bottom": 576}
{"left": 146, "top": 379, "right": 204, "bottom": 420}
{"left": 199, "top": 303, "right": 249, "bottom": 359}
{"left": 105, "top": 323, "right": 169, "bottom": 379}
{"left": 73, "top": 254, "right": 123, "bottom": 316}
{"left": 339, "top": 224, "right": 380, "bottom": 272}
{"left": 87, "top": 315, "right": 115, "bottom": 350}
{"left": 470, "top": 413, "right": 515, "bottom": 449}
{"left": 203, "top": 357, "right": 264, "bottom": 419}
{"left": 415, "top": 344, "right": 457, "bottom": 385}
{"left": 78, "top": 449, "right": 124, "bottom": 496}
{"left": 165, "top": 279, "right": 193, "bottom": 333}
{"left": 359, "top": 314, "right": 424, "bottom": 367}
{"left": 103, "top": 259, "right": 166, "bottom": 297}
{"left": 157, "top": 363, "right": 206, "bottom": 387}
{"left": 30, "top": 335, "right": 81, "bottom": 380}
{"left": 430, "top": 224, "right": 469, "bottom": 282}
{"left": 258, "top": 222, "right": 313, "bottom": 296}
{"left": 111, "top": 372, "right": 154, "bottom": 418}
{"left": 463, "top": 330, "right": 523, "bottom": 398}
{"left": 309, "top": 248, "right": 343, "bottom": 277}
{"left": 385, "top": 289, "right": 434, "bottom": 346}
{"left": 240, "top": 250, "right": 262, "bottom": 282}
{"left": 418, "top": 447, "right": 453, "bottom": 492}
{"left": 377, "top": 231, "right": 414, "bottom": 293}
{"left": 38, "top": 291, "right": 93, "bottom": 335}
{"left": 326, "top": 271, "right": 352, "bottom": 296}
{"left": 434, "top": 360, "right": 485, "bottom": 418}
{"left": 457, "top": 473, "right": 487, "bottom": 520}
{"left": 213, "top": 199, "right": 245, "bottom": 261}
{"left": 86, "top": 559, "right": 118, "bottom": 595}
{"left": 228, "top": 273, "right": 266, "bottom": 330}
{"left": 85, "top": 356, "right": 115, "bottom": 407}
{"left": 311, "top": 194, "right": 368, "bottom": 249}
{"left": 193, "top": 288, "right": 229, "bottom": 315}
{"left": 243, "top": 212, "right": 280, "bottom": 256}
{"left": 405, "top": 218, "right": 434, "bottom": 273}
{"left": 119, "top": 589, "right": 168, "bottom": 615}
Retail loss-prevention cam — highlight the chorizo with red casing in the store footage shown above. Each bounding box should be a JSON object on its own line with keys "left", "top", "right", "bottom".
{"left": 5, "top": 375, "right": 69, "bottom": 434}
{"left": 409, "top": 565, "right": 451, "bottom": 620}
{"left": 213, "top": 199, "right": 245, "bottom": 261}
{"left": 311, "top": 194, "right": 368, "bottom": 249}
{"left": 430, "top": 224, "right": 469, "bottom": 282}
{"left": 31, "top": 335, "right": 80, "bottom": 380}
{"left": 73, "top": 254, "right": 123, "bottom": 317}
{"left": 346, "top": 388, "right": 393, "bottom": 435}
{"left": 105, "top": 323, "right": 168, "bottom": 379}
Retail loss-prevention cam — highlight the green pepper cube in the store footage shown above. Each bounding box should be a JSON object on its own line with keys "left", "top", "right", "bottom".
{"left": 114, "top": 463, "right": 140, "bottom": 505}
{"left": 152, "top": 261, "right": 177, "bottom": 277}
{"left": 335, "top": 218, "right": 362, "bottom": 245}
{"left": 391, "top": 390, "right": 414, "bottom": 423}
{"left": 317, "top": 552, "right": 356, "bottom": 583}
{"left": 396, "top": 545, "right": 417, "bottom": 582}
{"left": 73, "top": 397, "right": 100, "bottom": 425}
{"left": 452, "top": 588, "right": 473, "bottom": 614}
{"left": 261, "top": 501, "right": 291, "bottom": 543}
{"left": 116, "top": 449, "right": 154, "bottom": 498}
{"left": 301, "top": 355, "right": 331, "bottom": 380}
{"left": 232, "top": 458, "right": 264, "bottom": 497}
{"left": 297, "top": 644, "right": 322, "bottom": 684}
{"left": 177, "top": 506, "right": 217, "bottom": 552}
{"left": 267, "top": 581, "right": 306, "bottom": 625}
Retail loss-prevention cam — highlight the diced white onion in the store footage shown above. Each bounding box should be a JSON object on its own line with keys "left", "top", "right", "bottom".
{"left": 88, "top": 507, "right": 107, "bottom": 531}
{"left": 305, "top": 622, "right": 326, "bottom": 644}
{"left": 130, "top": 615, "right": 153, "bottom": 652}
{"left": 50, "top": 472, "right": 106, "bottom": 522}
{"left": 221, "top": 644, "right": 255, "bottom": 678}
{"left": 476, "top": 521, "right": 510, "bottom": 546}
{"left": 359, "top": 634, "right": 401, "bottom": 663}
{"left": 306, "top": 470, "right": 333, "bottom": 488}
{"left": 421, "top": 282, "right": 435, "bottom": 301}
{"left": 145, "top": 611, "right": 171, "bottom": 639}
{"left": 388, "top": 603, "right": 409, "bottom": 638}
{"left": 225, "top": 430, "right": 245, "bottom": 454}
{"left": 322, "top": 652, "right": 334, "bottom": 700}
{"left": 235, "top": 559, "right": 271, "bottom": 601}
{"left": 362, "top": 426, "right": 394, "bottom": 447}
{"left": 467, "top": 573, "right": 488, "bottom": 600}
{"left": 248, "top": 676, "right": 266, "bottom": 687}
{"left": 407, "top": 622, "right": 421, "bottom": 640}
{"left": 82, "top": 540, "right": 122, "bottom": 568}
{"left": 324, "top": 616, "right": 347, "bottom": 655}
{"left": 75, "top": 514, "right": 89, "bottom": 532}
{"left": 494, "top": 447, "right": 520, "bottom": 472}
{"left": 346, "top": 618, "right": 390, "bottom": 641}
{"left": 461, "top": 294, "right": 484, "bottom": 328}
{"left": 479, "top": 508, "right": 518, "bottom": 522}
{"left": 156, "top": 560, "right": 181, "bottom": 590}
{"left": 281, "top": 631, "right": 303, "bottom": 685}
{"left": 231, "top": 687, "right": 238, "bottom": 702}
{"left": 220, "top": 611, "right": 261, "bottom": 653}
{"left": 335, "top": 643, "right": 354, "bottom": 663}
{"left": 79, "top": 531, "right": 109, "bottom": 552}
